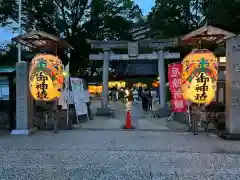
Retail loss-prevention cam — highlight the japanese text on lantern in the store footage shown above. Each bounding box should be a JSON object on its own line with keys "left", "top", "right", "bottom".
{"left": 181, "top": 49, "right": 218, "bottom": 104}
{"left": 168, "top": 63, "right": 186, "bottom": 112}
{"left": 36, "top": 71, "right": 48, "bottom": 99}
{"left": 29, "top": 54, "right": 64, "bottom": 101}
{"left": 194, "top": 72, "right": 209, "bottom": 101}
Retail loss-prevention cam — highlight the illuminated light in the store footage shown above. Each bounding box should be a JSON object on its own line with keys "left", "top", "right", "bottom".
{"left": 108, "top": 81, "right": 126, "bottom": 88}
{"left": 187, "top": 72, "right": 215, "bottom": 104}
{"left": 125, "top": 90, "right": 129, "bottom": 96}
{"left": 182, "top": 49, "right": 218, "bottom": 104}
{"left": 63, "top": 71, "right": 67, "bottom": 77}
{"left": 152, "top": 81, "right": 159, "bottom": 87}
{"left": 219, "top": 57, "right": 226, "bottom": 63}
{"left": 134, "top": 82, "right": 147, "bottom": 88}
{"left": 88, "top": 85, "right": 102, "bottom": 94}
{"left": 29, "top": 54, "right": 64, "bottom": 101}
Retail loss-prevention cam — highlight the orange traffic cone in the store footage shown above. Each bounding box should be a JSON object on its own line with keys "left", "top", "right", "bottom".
{"left": 124, "top": 110, "right": 133, "bottom": 129}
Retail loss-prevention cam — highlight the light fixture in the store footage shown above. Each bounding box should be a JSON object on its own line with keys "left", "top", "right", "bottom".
{"left": 182, "top": 49, "right": 218, "bottom": 104}
{"left": 29, "top": 54, "right": 64, "bottom": 101}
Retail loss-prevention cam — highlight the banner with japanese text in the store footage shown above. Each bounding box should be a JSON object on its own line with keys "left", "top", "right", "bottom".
{"left": 168, "top": 63, "right": 187, "bottom": 112}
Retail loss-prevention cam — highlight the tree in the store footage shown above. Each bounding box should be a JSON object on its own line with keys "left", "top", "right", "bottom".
{"left": 0, "top": 0, "right": 142, "bottom": 79}
{"left": 202, "top": 0, "right": 240, "bottom": 33}
{"left": 0, "top": 43, "right": 17, "bottom": 65}
{"left": 148, "top": 0, "right": 194, "bottom": 38}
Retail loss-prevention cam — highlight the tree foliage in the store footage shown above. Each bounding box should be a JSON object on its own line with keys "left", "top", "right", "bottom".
{"left": 148, "top": 0, "right": 240, "bottom": 38}
{"left": 148, "top": 0, "right": 194, "bottom": 38}
{"left": 203, "top": 0, "right": 240, "bottom": 33}
{"left": 0, "top": 0, "right": 142, "bottom": 79}
{"left": 0, "top": 44, "right": 18, "bottom": 65}
{"left": 2, "top": 0, "right": 240, "bottom": 81}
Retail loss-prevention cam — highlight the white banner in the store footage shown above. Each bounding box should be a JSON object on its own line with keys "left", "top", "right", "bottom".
{"left": 59, "top": 77, "right": 68, "bottom": 109}
{"left": 70, "top": 77, "right": 87, "bottom": 116}
{"left": 59, "top": 63, "right": 70, "bottom": 109}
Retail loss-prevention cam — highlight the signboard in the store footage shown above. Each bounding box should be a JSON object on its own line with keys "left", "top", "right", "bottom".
{"left": 70, "top": 77, "right": 87, "bottom": 116}
{"left": 0, "top": 78, "right": 9, "bottom": 100}
{"left": 168, "top": 63, "right": 186, "bottom": 112}
{"left": 116, "top": 60, "right": 158, "bottom": 76}
{"left": 148, "top": 38, "right": 179, "bottom": 49}
{"left": 128, "top": 42, "right": 138, "bottom": 57}
{"left": 131, "top": 27, "right": 151, "bottom": 40}
{"left": 226, "top": 36, "right": 240, "bottom": 133}
{"left": 129, "top": 24, "right": 151, "bottom": 40}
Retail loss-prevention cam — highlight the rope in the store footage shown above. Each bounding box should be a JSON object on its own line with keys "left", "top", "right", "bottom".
{"left": 196, "top": 39, "right": 203, "bottom": 49}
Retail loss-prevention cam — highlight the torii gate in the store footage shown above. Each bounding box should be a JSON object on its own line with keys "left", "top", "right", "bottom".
{"left": 87, "top": 39, "right": 180, "bottom": 115}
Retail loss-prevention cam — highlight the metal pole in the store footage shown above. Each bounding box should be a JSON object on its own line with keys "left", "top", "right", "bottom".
{"left": 66, "top": 76, "right": 69, "bottom": 126}
{"left": 18, "top": 0, "right": 22, "bottom": 62}
{"left": 66, "top": 60, "right": 70, "bottom": 126}
{"left": 187, "top": 104, "right": 191, "bottom": 127}
{"left": 167, "top": 112, "right": 175, "bottom": 121}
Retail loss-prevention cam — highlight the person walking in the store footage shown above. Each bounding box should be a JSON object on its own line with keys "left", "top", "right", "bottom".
{"left": 131, "top": 86, "right": 139, "bottom": 128}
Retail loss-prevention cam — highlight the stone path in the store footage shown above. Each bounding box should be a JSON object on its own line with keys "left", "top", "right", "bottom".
{"left": 77, "top": 100, "right": 188, "bottom": 131}
{"left": 1, "top": 130, "right": 240, "bottom": 179}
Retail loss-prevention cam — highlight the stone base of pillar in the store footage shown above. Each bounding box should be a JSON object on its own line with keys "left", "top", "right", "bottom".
{"left": 174, "top": 113, "right": 186, "bottom": 124}
{"left": 157, "top": 107, "right": 169, "bottom": 118}
{"left": 96, "top": 108, "right": 111, "bottom": 116}
{"left": 77, "top": 114, "right": 89, "bottom": 122}
{"left": 10, "top": 127, "right": 38, "bottom": 136}
{"left": 219, "top": 132, "right": 240, "bottom": 140}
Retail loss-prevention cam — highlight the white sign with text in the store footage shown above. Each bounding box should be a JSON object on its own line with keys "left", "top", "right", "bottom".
{"left": 70, "top": 77, "right": 87, "bottom": 116}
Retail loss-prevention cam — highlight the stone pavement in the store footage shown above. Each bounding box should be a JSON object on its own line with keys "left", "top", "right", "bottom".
{"left": 77, "top": 100, "right": 188, "bottom": 131}
{"left": 1, "top": 130, "right": 240, "bottom": 179}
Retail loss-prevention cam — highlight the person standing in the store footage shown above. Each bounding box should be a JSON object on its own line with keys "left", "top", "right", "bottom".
{"left": 112, "top": 85, "right": 117, "bottom": 101}
{"left": 116, "top": 87, "right": 119, "bottom": 100}
{"left": 148, "top": 90, "right": 152, "bottom": 110}
{"left": 141, "top": 88, "right": 148, "bottom": 111}
{"left": 138, "top": 86, "right": 142, "bottom": 100}
{"left": 132, "top": 87, "right": 138, "bottom": 104}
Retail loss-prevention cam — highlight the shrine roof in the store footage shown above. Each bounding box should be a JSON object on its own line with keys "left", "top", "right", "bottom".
{"left": 181, "top": 25, "right": 236, "bottom": 45}
{"left": 0, "top": 66, "right": 15, "bottom": 73}
{"left": 12, "top": 31, "right": 73, "bottom": 51}
{"left": 87, "top": 38, "right": 179, "bottom": 49}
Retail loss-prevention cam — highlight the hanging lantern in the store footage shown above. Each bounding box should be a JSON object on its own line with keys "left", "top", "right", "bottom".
{"left": 29, "top": 54, "right": 64, "bottom": 101}
{"left": 182, "top": 49, "right": 218, "bottom": 104}
{"left": 152, "top": 80, "right": 159, "bottom": 87}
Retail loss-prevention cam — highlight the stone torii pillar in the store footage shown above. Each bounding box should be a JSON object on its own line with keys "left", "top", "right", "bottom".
{"left": 223, "top": 36, "right": 240, "bottom": 139}
{"left": 157, "top": 50, "right": 166, "bottom": 108}
{"left": 87, "top": 39, "right": 180, "bottom": 116}
{"left": 102, "top": 48, "right": 110, "bottom": 108}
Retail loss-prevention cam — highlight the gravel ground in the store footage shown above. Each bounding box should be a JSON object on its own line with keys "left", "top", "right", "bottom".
{"left": 0, "top": 130, "right": 240, "bottom": 180}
